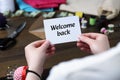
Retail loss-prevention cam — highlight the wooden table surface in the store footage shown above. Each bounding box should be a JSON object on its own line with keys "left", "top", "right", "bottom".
{"left": 0, "top": 14, "right": 120, "bottom": 78}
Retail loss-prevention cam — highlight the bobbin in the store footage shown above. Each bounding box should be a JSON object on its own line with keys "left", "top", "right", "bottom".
{"left": 81, "top": 18, "right": 87, "bottom": 29}
{"left": 100, "top": 27, "right": 109, "bottom": 34}
{"left": 108, "top": 24, "right": 114, "bottom": 33}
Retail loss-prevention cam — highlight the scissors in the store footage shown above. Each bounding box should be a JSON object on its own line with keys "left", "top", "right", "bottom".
{"left": 0, "top": 22, "right": 26, "bottom": 50}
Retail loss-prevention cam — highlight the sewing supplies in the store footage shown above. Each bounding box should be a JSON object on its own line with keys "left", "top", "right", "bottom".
{"left": 42, "top": 12, "right": 56, "bottom": 18}
{"left": 0, "top": 22, "right": 26, "bottom": 50}
{"left": 100, "top": 27, "right": 109, "bottom": 34}
{"left": 108, "top": 24, "right": 114, "bottom": 33}
{"left": 89, "top": 15, "right": 96, "bottom": 26}
{"left": 81, "top": 18, "right": 87, "bottom": 29}
{"left": 75, "top": 12, "right": 83, "bottom": 18}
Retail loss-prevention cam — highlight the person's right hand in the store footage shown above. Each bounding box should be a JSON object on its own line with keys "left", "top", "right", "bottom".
{"left": 77, "top": 33, "right": 110, "bottom": 54}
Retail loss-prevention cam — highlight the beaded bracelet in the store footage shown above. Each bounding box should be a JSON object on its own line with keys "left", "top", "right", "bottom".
{"left": 26, "top": 69, "right": 42, "bottom": 80}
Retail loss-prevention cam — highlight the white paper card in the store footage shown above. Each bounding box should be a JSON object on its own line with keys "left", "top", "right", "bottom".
{"left": 44, "top": 16, "right": 81, "bottom": 44}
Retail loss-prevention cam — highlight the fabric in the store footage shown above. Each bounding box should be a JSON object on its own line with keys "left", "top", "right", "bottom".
{"left": 47, "top": 42, "right": 120, "bottom": 80}
{"left": 16, "top": 0, "right": 54, "bottom": 12}
{"left": 59, "top": 0, "right": 120, "bottom": 17}
{"left": 59, "top": 0, "right": 105, "bottom": 16}
{"left": 100, "top": 0, "right": 120, "bottom": 20}
{"left": 102, "top": 0, "right": 120, "bottom": 12}
{"left": 23, "top": 0, "right": 66, "bottom": 8}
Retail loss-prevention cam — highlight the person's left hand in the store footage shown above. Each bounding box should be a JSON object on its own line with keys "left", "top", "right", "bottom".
{"left": 25, "top": 40, "right": 55, "bottom": 75}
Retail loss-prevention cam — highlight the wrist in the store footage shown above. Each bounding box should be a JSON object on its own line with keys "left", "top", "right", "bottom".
{"left": 28, "top": 67, "right": 43, "bottom": 76}
{"left": 26, "top": 69, "right": 42, "bottom": 80}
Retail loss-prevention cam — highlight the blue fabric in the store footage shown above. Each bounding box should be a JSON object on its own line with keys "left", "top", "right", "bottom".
{"left": 16, "top": 0, "right": 54, "bottom": 12}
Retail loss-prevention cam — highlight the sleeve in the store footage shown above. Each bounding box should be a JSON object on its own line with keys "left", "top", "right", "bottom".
{"left": 47, "top": 42, "right": 120, "bottom": 80}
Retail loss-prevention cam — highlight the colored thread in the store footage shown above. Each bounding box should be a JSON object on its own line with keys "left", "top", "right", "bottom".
{"left": 75, "top": 12, "right": 83, "bottom": 18}
{"left": 81, "top": 19, "right": 87, "bottom": 29}
{"left": 108, "top": 24, "right": 114, "bottom": 33}
{"left": 89, "top": 15, "right": 96, "bottom": 26}
{"left": 100, "top": 27, "right": 109, "bottom": 34}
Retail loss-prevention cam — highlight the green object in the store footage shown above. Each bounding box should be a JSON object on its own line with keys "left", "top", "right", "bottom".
{"left": 29, "top": 11, "right": 41, "bottom": 18}
{"left": 89, "top": 16, "right": 96, "bottom": 26}
{"left": 3, "top": 11, "right": 11, "bottom": 17}
{"left": 108, "top": 24, "right": 114, "bottom": 33}
{"left": 14, "top": 10, "right": 24, "bottom": 16}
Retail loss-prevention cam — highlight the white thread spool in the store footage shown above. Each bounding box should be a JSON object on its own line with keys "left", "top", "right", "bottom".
{"left": 108, "top": 24, "right": 114, "bottom": 33}
{"left": 81, "top": 19, "right": 87, "bottom": 29}
{"left": 0, "top": 0, "right": 15, "bottom": 13}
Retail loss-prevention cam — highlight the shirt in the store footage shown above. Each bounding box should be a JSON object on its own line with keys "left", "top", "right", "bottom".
{"left": 47, "top": 42, "right": 120, "bottom": 80}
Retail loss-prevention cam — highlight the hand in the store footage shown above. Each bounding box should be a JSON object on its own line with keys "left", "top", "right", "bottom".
{"left": 77, "top": 33, "right": 110, "bottom": 54}
{"left": 25, "top": 40, "right": 55, "bottom": 75}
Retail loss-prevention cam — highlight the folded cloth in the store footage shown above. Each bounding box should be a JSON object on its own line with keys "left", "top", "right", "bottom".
{"left": 23, "top": 0, "right": 66, "bottom": 8}
{"left": 59, "top": 0, "right": 104, "bottom": 16}
{"left": 16, "top": 0, "right": 54, "bottom": 12}
{"left": 99, "top": 0, "right": 120, "bottom": 20}
{"left": 59, "top": 0, "right": 120, "bottom": 19}
{"left": 31, "top": 3, "right": 59, "bottom": 9}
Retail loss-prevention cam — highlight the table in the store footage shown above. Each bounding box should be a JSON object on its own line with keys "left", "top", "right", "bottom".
{"left": 0, "top": 14, "right": 120, "bottom": 78}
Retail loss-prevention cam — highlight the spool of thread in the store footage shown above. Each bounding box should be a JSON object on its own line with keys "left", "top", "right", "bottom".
{"left": 81, "top": 19, "right": 87, "bottom": 29}
{"left": 0, "top": 0, "right": 15, "bottom": 13}
{"left": 75, "top": 12, "right": 83, "bottom": 18}
{"left": 108, "top": 24, "right": 114, "bottom": 33}
{"left": 89, "top": 15, "right": 96, "bottom": 26}
{"left": 100, "top": 27, "right": 109, "bottom": 34}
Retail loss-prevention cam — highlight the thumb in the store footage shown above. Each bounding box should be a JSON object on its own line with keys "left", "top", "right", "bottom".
{"left": 79, "top": 35, "right": 94, "bottom": 45}
{"left": 39, "top": 40, "right": 50, "bottom": 51}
